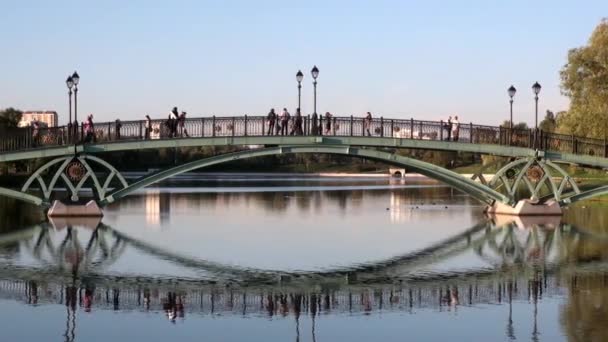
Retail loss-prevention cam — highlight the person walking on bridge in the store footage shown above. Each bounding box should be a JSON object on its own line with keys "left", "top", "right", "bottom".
{"left": 167, "top": 107, "right": 179, "bottom": 138}
{"left": 280, "top": 108, "right": 290, "bottom": 136}
{"left": 145, "top": 115, "right": 152, "bottom": 139}
{"left": 179, "top": 112, "right": 190, "bottom": 137}
{"left": 267, "top": 108, "right": 276, "bottom": 135}
{"left": 84, "top": 114, "right": 95, "bottom": 143}
{"left": 115, "top": 119, "right": 122, "bottom": 140}
{"left": 452, "top": 115, "right": 460, "bottom": 141}
{"left": 445, "top": 116, "right": 452, "bottom": 141}
{"left": 31, "top": 121, "right": 40, "bottom": 147}
{"left": 324, "top": 112, "right": 332, "bottom": 135}
{"left": 364, "top": 112, "right": 372, "bottom": 136}
{"left": 291, "top": 108, "right": 303, "bottom": 135}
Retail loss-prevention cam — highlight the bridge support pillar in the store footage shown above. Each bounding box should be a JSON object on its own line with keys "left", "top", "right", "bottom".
{"left": 486, "top": 199, "right": 562, "bottom": 216}
{"left": 47, "top": 200, "right": 104, "bottom": 218}
{"left": 389, "top": 168, "right": 406, "bottom": 178}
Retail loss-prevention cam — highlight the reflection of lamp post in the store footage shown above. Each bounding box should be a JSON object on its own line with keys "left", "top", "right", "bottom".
{"left": 296, "top": 70, "right": 303, "bottom": 110}
{"left": 532, "top": 82, "right": 541, "bottom": 149}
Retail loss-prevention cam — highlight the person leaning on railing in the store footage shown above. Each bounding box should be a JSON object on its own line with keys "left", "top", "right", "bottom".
{"left": 179, "top": 112, "right": 190, "bottom": 137}
{"left": 280, "top": 108, "right": 290, "bottom": 136}
{"left": 145, "top": 115, "right": 152, "bottom": 139}
{"left": 267, "top": 108, "right": 276, "bottom": 135}
{"left": 84, "top": 114, "right": 95, "bottom": 143}
{"left": 364, "top": 112, "right": 372, "bottom": 136}
{"left": 31, "top": 121, "right": 40, "bottom": 147}
{"left": 324, "top": 112, "right": 332, "bottom": 135}
{"left": 290, "top": 108, "right": 303, "bottom": 135}
{"left": 115, "top": 119, "right": 122, "bottom": 140}
{"left": 452, "top": 115, "right": 460, "bottom": 141}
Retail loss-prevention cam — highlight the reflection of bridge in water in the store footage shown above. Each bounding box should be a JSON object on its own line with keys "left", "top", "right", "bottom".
{"left": 1, "top": 219, "right": 607, "bottom": 341}
{"left": 0, "top": 218, "right": 606, "bottom": 308}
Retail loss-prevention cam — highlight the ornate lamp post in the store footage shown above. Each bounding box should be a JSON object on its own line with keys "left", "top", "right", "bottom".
{"left": 532, "top": 82, "right": 541, "bottom": 148}
{"left": 71, "top": 71, "right": 80, "bottom": 127}
{"left": 311, "top": 66, "right": 319, "bottom": 135}
{"left": 508, "top": 85, "right": 516, "bottom": 130}
{"left": 66, "top": 76, "right": 74, "bottom": 125}
{"left": 508, "top": 85, "right": 516, "bottom": 145}
{"left": 296, "top": 70, "right": 303, "bottom": 110}
{"left": 311, "top": 66, "right": 319, "bottom": 114}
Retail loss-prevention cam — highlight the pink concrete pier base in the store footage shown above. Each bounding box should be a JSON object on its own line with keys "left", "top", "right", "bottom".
{"left": 47, "top": 200, "right": 104, "bottom": 217}
{"left": 486, "top": 199, "right": 562, "bottom": 216}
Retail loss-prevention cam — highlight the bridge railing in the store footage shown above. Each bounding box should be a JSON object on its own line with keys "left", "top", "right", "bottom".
{"left": 1, "top": 115, "right": 607, "bottom": 159}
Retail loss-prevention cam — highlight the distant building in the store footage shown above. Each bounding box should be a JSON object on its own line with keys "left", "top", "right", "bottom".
{"left": 18, "top": 111, "right": 58, "bottom": 128}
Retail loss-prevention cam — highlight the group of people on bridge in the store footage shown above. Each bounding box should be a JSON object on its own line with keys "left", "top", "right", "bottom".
{"left": 266, "top": 108, "right": 379, "bottom": 136}
{"left": 24, "top": 107, "right": 464, "bottom": 148}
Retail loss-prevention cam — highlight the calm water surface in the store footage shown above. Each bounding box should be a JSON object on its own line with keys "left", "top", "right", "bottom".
{"left": 1, "top": 175, "right": 608, "bottom": 341}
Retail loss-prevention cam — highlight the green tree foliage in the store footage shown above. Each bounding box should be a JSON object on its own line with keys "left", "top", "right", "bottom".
{"left": 0, "top": 107, "right": 23, "bottom": 127}
{"left": 501, "top": 120, "right": 529, "bottom": 130}
{"left": 558, "top": 19, "right": 608, "bottom": 138}
{"left": 539, "top": 110, "right": 557, "bottom": 132}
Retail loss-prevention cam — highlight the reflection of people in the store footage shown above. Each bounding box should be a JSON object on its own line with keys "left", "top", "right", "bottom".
{"left": 113, "top": 288, "right": 120, "bottom": 311}
{"left": 266, "top": 294, "right": 275, "bottom": 317}
{"left": 143, "top": 288, "right": 151, "bottom": 310}
{"left": 450, "top": 286, "right": 459, "bottom": 306}
{"left": 163, "top": 292, "right": 185, "bottom": 322}
{"left": 84, "top": 286, "right": 94, "bottom": 312}
{"left": 27, "top": 281, "right": 38, "bottom": 304}
{"left": 66, "top": 285, "right": 78, "bottom": 311}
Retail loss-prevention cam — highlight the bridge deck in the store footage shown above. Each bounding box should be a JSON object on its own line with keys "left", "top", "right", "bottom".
{"left": 1, "top": 116, "right": 607, "bottom": 167}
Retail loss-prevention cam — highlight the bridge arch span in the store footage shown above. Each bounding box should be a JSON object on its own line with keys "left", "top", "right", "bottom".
{"left": 101, "top": 145, "right": 510, "bottom": 206}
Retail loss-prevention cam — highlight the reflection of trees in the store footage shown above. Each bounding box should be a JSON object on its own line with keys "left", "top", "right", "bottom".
{"left": 0, "top": 197, "right": 44, "bottom": 233}
{"left": 560, "top": 275, "right": 608, "bottom": 342}
{"left": 563, "top": 203, "right": 608, "bottom": 234}
{"left": 559, "top": 218, "right": 608, "bottom": 341}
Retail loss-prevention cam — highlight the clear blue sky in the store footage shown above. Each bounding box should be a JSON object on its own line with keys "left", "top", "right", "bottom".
{"left": 1, "top": 0, "right": 606, "bottom": 125}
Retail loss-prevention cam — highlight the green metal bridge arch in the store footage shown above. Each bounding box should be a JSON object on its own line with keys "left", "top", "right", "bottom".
{"left": 2, "top": 113, "right": 608, "bottom": 208}
{"left": 100, "top": 145, "right": 511, "bottom": 206}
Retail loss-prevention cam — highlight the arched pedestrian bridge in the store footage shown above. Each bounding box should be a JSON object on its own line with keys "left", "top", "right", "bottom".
{"left": 1, "top": 115, "right": 608, "bottom": 210}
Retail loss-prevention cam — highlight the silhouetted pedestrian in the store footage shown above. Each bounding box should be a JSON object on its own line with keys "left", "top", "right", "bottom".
{"left": 145, "top": 115, "right": 152, "bottom": 139}
{"left": 452, "top": 115, "right": 460, "bottom": 141}
{"left": 280, "top": 108, "right": 290, "bottom": 135}
{"left": 267, "top": 108, "right": 276, "bottom": 135}
{"left": 84, "top": 114, "right": 95, "bottom": 143}
{"left": 115, "top": 119, "right": 122, "bottom": 140}
{"left": 445, "top": 116, "right": 452, "bottom": 141}
{"left": 364, "top": 112, "right": 372, "bottom": 136}
{"left": 324, "top": 112, "right": 332, "bottom": 135}
{"left": 291, "top": 108, "right": 303, "bottom": 135}
{"left": 167, "top": 107, "right": 179, "bottom": 137}
{"left": 179, "top": 112, "right": 189, "bottom": 137}
{"left": 31, "top": 121, "right": 40, "bottom": 147}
